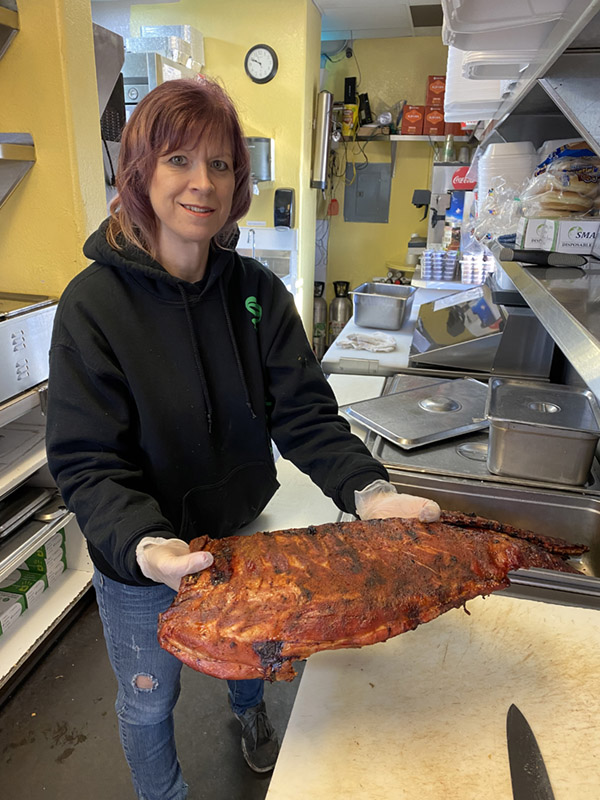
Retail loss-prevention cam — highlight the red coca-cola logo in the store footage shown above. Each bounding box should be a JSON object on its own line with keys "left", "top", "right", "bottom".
{"left": 452, "top": 166, "right": 476, "bottom": 190}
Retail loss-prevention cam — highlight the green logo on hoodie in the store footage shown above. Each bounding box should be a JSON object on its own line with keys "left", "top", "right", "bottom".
{"left": 245, "top": 296, "right": 262, "bottom": 329}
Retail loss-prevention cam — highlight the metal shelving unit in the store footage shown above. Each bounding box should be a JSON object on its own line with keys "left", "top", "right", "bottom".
{"left": 474, "top": 1, "right": 600, "bottom": 155}
{"left": 344, "top": 134, "right": 470, "bottom": 178}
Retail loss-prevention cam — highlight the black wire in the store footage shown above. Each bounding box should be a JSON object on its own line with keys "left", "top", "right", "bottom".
{"left": 351, "top": 40, "right": 362, "bottom": 89}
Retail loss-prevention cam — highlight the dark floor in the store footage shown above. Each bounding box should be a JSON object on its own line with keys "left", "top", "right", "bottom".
{"left": 0, "top": 594, "right": 303, "bottom": 799}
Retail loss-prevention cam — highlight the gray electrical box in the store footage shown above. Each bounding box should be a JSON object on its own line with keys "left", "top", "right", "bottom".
{"left": 343, "top": 162, "right": 392, "bottom": 223}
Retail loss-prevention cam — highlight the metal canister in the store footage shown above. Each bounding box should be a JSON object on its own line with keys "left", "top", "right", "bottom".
{"left": 328, "top": 281, "right": 352, "bottom": 345}
{"left": 313, "top": 282, "right": 328, "bottom": 360}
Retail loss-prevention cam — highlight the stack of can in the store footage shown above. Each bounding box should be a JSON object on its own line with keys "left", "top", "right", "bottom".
{"left": 421, "top": 250, "right": 458, "bottom": 281}
{"left": 460, "top": 252, "right": 496, "bottom": 284}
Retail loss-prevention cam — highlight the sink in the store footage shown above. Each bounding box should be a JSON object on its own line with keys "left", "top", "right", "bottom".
{"left": 386, "top": 469, "right": 600, "bottom": 609}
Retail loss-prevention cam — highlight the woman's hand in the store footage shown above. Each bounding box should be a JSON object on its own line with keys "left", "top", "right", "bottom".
{"left": 136, "top": 537, "right": 214, "bottom": 591}
{"left": 355, "top": 479, "right": 440, "bottom": 523}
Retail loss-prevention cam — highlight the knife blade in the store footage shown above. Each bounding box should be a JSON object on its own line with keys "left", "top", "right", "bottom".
{"left": 507, "top": 704, "right": 555, "bottom": 800}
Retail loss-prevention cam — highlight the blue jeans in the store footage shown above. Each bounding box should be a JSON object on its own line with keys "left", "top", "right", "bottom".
{"left": 92, "top": 569, "right": 264, "bottom": 800}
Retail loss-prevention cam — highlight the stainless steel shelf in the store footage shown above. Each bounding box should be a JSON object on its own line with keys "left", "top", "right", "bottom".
{"left": 475, "top": 0, "right": 600, "bottom": 151}
{"left": 539, "top": 51, "right": 600, "bottom": 155}
{"left": 495, "top": 253, "right": 600, "bottom": 402}
{"left": 0, "top": 3, "right": 18, "bottom": 61}
{"left": 0, "top": 134, "right": 35, "bottom": 210}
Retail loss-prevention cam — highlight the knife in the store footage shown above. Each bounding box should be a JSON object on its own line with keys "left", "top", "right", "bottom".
{"left": 498, "top": 246, "right": 587, "bottom": 267}
{"left": 506, "top": 703, "right": 555, "bottom": 800}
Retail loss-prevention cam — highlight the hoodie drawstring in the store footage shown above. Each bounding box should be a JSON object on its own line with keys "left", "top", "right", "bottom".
{"left": 178, "top": 284, "right": 214, "bottom": 433}
{"left": 219, "top": 282, "right": 257, "bottom": 420}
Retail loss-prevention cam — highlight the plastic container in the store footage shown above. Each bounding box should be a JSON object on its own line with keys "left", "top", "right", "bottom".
{"left": 441, "top": 0, "right": 567, "bottom": 33}
{"left": 441, "top": 0, "right": 566, "bottom": 52}
{"left": 462, "top": 50, "right": 535, "bottom": 81}
{"left": 350, "top": 283, "right": 416, "bottom": 330}
{"left": 485, "top": 378, "right": 600, "bottom": 486}
{"left": 444, "top": 47, "right": 505, "bottom": 123}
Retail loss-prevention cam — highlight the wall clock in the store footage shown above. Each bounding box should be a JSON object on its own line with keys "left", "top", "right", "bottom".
{"left": 244, "top": 44, "right": 278, "bottom": 84}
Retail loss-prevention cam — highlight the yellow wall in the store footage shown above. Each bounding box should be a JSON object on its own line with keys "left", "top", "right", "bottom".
{"left": 0, "top": 0, "right": 106, "bottom": 297}
{"left": 321, "top": 37, "right": 448, "bottom": 302}
{"left": 131, "top": 0, "right": 321, "bottom": 324}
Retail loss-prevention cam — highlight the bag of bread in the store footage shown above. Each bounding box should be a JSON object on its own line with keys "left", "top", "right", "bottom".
{"left": 521, "top": 141, "right": 600, "bottom": 218}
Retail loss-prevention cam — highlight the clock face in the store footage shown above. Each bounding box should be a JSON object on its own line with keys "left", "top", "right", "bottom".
{"left": 245, "top": 44, "right": 278, "bottom": 84}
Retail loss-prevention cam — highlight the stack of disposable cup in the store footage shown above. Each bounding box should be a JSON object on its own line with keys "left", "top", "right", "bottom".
{"left": 478, "top": 141, "right": 536, "bottom": 202}
{"left": 460, "top": 252, "right": 496, "bottom": 285}
{"left": 421, "top": 250, "right": 458, "bottom": 282}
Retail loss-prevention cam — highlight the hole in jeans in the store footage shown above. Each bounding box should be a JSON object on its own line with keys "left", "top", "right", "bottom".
{"left": 133, "top": 673, "right": 158, "bottom": 692}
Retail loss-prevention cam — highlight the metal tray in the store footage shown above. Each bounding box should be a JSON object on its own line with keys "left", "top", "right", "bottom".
{"left": 341, "top": 377, "right": 489, "bottom": 449}
{"left": 385, "top": 469, "right": 600, "bottom": 608}
{"left": 367, "top": 429, "right": 600, "bottom": 496}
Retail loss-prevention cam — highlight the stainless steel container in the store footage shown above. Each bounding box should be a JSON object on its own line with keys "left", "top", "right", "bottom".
{"left": 485, "top": 378, "right": 600, "bottom": 486}
{"left": 351, "top": 283, "right": 416, "bottom": 330}
{"left": 0, "top": 293, "right": 57, "bottom": 404}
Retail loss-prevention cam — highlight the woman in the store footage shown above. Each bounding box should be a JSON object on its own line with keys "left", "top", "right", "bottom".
{"left": 46, "top": 77, "right": 439, "bottom": 800}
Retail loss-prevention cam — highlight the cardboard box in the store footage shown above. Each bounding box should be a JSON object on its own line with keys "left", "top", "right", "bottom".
{"left": 541, "top": 219, "right": 600, "bottom": 253}
{"left": 444, "top": 122, "right": 463, "bottom": 137}
{"left": 0, "top": 592, "right": 26, "bottom": 637}
{"left": 517, "top": 218, "right": 547, "bottom": 249}
{"left": 24, "top": 548, "right": 67, "bottom": 575}
{"left": 423, "top": 106, "right": 445, "bottom": 136}
{"left": 426, "top": 75, "right": 446, "bottom": 107}
{"left": 400, "top": 106, "right": 425, "bottom": 136}
{"left": 33, "top": 528, "right": 65, "bottom": 559}
{"left": 46, "top": 557, "right": 67, "bottom": 586}
{"left": 0, "top": 569, "right": 46, "bottom": 609}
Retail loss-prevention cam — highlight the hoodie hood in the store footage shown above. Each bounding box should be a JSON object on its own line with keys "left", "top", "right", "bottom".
{"left": 83, "top": 218, "right": 235, "bottom": 300}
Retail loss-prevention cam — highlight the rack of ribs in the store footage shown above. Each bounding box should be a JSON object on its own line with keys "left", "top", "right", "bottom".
{"left": 157, "top": 513, "right": 587, "bottom": 681}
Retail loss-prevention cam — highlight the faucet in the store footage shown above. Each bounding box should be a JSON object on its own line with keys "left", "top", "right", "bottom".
{"left": 247, "top": 228, "right": 256, "bottom": 259}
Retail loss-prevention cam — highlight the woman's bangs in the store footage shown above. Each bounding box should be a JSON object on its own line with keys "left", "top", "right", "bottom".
{"left": 154, "top": 106, "right": 234, "bottom": 159}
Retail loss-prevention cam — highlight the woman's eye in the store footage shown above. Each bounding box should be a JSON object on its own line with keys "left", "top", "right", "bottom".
{"left": 212, "top": 160, "right": 230, "bottom": 171}
{"left": 169, "top": 155, "right": 187, "bottom": 166}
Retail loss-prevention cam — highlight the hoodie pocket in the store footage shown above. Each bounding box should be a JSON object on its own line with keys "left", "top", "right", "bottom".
{"left": 180, "top": 461, "right": 280, "bottom": 540}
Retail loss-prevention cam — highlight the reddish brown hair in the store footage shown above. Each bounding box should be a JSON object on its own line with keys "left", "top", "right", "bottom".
{"left": 107, "top": 77, "right": 251, "bottom": 256}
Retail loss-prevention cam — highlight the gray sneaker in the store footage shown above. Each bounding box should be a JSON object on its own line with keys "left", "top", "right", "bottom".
{"left": 234, "top": 700, "right": 279, "bottom": 772}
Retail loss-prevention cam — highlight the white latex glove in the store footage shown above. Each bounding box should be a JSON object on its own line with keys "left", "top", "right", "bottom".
{"left": 354, "top": 479, "right": 441, "bottom": 523}
{"left": 136, "top": 536, "right": 214, "bottom": 591}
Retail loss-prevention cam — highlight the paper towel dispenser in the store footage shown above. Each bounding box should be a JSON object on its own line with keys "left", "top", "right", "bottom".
{"left": 246, "top": 137, "right": 274, "bottom": 183}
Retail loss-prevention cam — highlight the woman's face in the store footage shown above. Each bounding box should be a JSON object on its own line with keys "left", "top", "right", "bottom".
{"left": 148, "top": 135, "right": 235, "bottom": 271}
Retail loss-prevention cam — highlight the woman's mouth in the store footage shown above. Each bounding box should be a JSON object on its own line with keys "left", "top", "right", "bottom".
{"left": 181, "top": 203, "right": 214, "bottom": 216}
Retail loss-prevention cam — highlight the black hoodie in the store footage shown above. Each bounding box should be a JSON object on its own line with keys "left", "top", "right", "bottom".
{"left": 46, "top": 221, "right": 388, "bottom": 584}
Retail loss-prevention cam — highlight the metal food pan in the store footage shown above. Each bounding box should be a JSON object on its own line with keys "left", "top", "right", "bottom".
{"left": 385, "top": 469, "right": 600, "bottom": 607}
{"left": 350, "top": 283, "right": 416, "bottom": 330}
{"left": 485, "top": 379, "right": 600, "bottom": 486}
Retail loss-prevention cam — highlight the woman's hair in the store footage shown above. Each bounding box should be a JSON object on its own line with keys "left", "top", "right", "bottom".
{"left": 107, "top": 77, "right": 251, "bottom": 256}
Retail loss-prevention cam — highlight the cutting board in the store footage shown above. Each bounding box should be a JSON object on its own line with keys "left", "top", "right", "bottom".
{"left": 266, "top": 593, "right": 600, "bottom": 799}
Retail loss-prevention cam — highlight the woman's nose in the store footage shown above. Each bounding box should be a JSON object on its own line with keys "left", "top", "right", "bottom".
{"left": 188, "top": 163, "right": 214, "bottom": 192}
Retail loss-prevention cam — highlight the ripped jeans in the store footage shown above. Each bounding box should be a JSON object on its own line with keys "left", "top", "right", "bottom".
{"left": 92, "top": 569, "right": 264, "bottom": 800}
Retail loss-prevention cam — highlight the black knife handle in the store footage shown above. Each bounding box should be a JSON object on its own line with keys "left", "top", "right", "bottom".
{"left": 499, "top": 247, "right": 587, "bottom": 267}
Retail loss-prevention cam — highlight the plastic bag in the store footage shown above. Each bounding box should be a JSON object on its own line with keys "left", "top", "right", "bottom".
{"left": 521, "top": 141, "right": 600, "bottom": 218}
{"left": 336, "top": 332, "right": 397, "bottom": 352}
{"left": 470, "top": 175, "right": 525, "bottom": 243}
